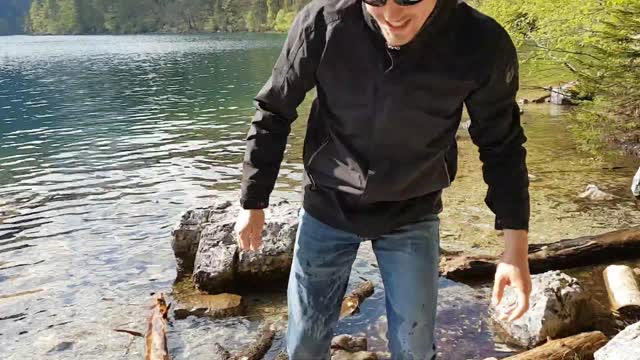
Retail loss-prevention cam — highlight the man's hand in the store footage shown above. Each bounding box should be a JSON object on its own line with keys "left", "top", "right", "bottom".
{"left": 234, "top": 209, "right": 265, "bottom": 252}
{"left": 492, "top": 229, "right": 532, "bottom": 322}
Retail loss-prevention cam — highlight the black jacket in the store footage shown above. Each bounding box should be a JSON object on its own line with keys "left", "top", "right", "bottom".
{"left": 240, "top": 0, "right": 530, "bottom": 237}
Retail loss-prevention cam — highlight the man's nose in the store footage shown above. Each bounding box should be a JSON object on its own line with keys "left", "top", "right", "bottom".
{"left": 383, "top": 1, "right": 405, "bottom": 22}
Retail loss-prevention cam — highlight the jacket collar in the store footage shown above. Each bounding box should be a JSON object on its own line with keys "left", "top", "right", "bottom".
{"left": 361, "top": 0, "right": 456, "bottom": 52}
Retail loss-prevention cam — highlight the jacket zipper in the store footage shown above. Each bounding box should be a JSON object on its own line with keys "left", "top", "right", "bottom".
{"left": 306, "top": 138, "right": 330, "bottom": 190}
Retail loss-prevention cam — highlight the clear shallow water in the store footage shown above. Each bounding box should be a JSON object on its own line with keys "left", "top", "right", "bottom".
{"left": 0, "top": 35, "right": 638, "bottom": 360}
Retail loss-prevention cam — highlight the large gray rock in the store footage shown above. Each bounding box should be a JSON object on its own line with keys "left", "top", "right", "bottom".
{"left": 492, "top": 271, "right": 590, "bottom": 348}
{"left": 177, "top": 201, "right": 299, "bottom": 294}
{"left": 595, "top": 321, "right": 640, "bottom": 360}
{"left": 171, "top": 202, "right": 230, "bottom": 274}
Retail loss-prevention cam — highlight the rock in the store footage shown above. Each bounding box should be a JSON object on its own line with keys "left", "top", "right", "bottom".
{"left": 634, "top": 268, "right": 640, "bottom": 276}
{"left": 550, "top": 81, "right": 579, "bottom": 105}
{"left": 173, "top": 293, "right": 244, "bottom": 320}
{"left": 632, "top": 166, "right": 640, "bottom": 199}
{"left": 330, "top": 334, "right": 377, "bottom": 360}
{"left": 188, "top": 201, "right": 299, "bottom": 293}
{"left": 491, "top": 271, "right": 590, "bottom": 348}
{"left": 192, "top": 223, "right": 239, "bottom": 293}
{"left": 331, "top": 349, "right": 378, "bottom": 360}
{"left": 578, "top": 184, "right": 616, "bottom": 201}
{"left": 594, "top": 321, "right": 640, "bottom": 360}
{"left": 331, "top": 334, "right": 368, "bottom": 352}
{"left": 171, "top": 204, "right": 223, "bottom": 274}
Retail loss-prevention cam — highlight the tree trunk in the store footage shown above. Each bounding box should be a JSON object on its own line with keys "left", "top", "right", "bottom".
{"left": 502, "top": 331, "right": 608, "bottom": 360}
{"left": 440, "top": 227, "right": 640, "bottom": 283}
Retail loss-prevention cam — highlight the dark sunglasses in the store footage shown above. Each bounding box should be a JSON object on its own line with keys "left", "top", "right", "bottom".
{"left": 363, "top": 0, "right": 424, "bottom": 6}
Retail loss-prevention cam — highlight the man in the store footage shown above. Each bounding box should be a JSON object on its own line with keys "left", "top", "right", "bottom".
{"left": 235, "top": 0, "right": 532, "bottom": 358}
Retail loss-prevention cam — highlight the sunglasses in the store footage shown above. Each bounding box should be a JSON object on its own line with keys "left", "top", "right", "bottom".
{"left": 363, "top": 0, "right": 424, "bottom": 6}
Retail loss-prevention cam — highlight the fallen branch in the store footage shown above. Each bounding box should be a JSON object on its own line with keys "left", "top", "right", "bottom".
{"left": 440, "top": 226, "right": 640, "bottom": 283}
{"left": 145, "top": 293, "right": 171, "bottom": 360}
{"left": 502, "top": 331, "right": 608, "bottom": 360}
{"left": 340, "top": 281, "right": 375, "bottom": 319}
{"left": 113, "top": 328, "right": 143, "bottom": 337}
{"left": 214, "top": 329, "right": 276, "bottom": 360}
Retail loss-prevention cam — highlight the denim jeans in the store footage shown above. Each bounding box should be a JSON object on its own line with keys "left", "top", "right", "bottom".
{"left": 286, "top": 207, "right": 440, "bottom": 360}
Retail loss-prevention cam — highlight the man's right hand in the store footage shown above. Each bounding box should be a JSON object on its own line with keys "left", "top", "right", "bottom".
{"left": 234, "top": 209, "right": 265, "bottom": 251}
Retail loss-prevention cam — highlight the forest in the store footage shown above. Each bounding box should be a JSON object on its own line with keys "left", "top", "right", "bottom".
{"left": 23, "top": 0, "right": 312, "bottom": 34}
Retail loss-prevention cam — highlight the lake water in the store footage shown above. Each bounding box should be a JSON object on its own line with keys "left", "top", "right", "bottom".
{"left": 0, "top": 34, "right": 638, "bottom": 360}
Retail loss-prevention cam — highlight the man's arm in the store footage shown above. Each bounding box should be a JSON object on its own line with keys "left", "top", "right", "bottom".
{"left": 464, "top": 25, "right": 531, "bottom": 321}
{"left": 240, "top": 6, "right": 323, "bottom": 209}
{"left": 236, "top": 6, "right": 324, "bottom": 251}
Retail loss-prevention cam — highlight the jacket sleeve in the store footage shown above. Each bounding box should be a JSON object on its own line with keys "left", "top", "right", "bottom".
{"left": 239, "top": 7, "right": 323, "bottom": 209}
{"left": 464, "top": 27, "right": 530, "bottom": 231}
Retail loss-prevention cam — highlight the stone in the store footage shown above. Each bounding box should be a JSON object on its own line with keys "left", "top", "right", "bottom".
{"left": 331, "top": 349, "right": 378, "bottom": 360}
{"left": 578, "top": 184, "right": 616, "bottom": 201}
{"left": 491, "top": 271, "right": 590, "bottom": 348}
{"left": 47, "top": 341, "right": 74, "bottom": 353}
{"left": 594, "top": 321, "right": 640, "bottom": 360}
{"left": 173, "top": 293, "right": 244, "bottom": 320}
{"left": 171, "top": 205, "right": 217, "bottom": 274}
{"left": 331, "top": 334, "right": 368, "bottom": 352}
{"left": 187, "top": 201, "right": 299, "bottom": 293}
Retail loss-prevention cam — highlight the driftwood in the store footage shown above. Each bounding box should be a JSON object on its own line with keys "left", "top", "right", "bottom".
{"left": 502, "top": 331, "right": 608, "bottom": 360}
{"left": 214, "top": 329, "right": 276, "bottom": 360}
{"left": 603, "top": 265, "right": 640, "bottom": 318}
{"left": 440, "top": 227, "right": 640, "bottom": 282}
{"left": 145, "top": 293, "right": 171, "bottom": 360}
{"left": 340, "top": 281, "right": 375, "bottom": 319}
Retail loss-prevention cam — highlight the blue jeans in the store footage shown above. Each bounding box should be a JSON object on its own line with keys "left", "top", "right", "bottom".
{"left": 286, "top": 208, "right": 440, "bottom": 360}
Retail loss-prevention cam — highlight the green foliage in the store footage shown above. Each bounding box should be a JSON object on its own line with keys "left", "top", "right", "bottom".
{"left": 25, "top": 0, "right": 311, "bottom": 34}
{"left": 473, "top": 0, "right": 640, "bottom": 157}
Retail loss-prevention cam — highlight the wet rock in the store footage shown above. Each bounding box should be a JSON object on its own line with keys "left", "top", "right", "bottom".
{"left": 594, "top": 320, "right": 640, "bottom": 360}
{"left": 192, "top": 224, "right": 238, "bottom": 293}
{"left": 492, "top": 271, "right": 590, "bottom": 348}
{"left": 331, "top": 349, "right": 378, "bottom": 360}
{"left": 330, "top": 335, "right": 377, "bottom": 360}
{"left": 188, "top": 201, "right": 298, "bottom": 293}
{"left": 173, "top": 293, "right": 244, "bottom": 320}
{"left": 578, "top": 184, "right": 616, "bottom": 201}
{"left": 171, "top": 205, "right": 216, "bottom": 274}
{"left": 331, "top": 334, "right": 368, "bottom": 352}
{"left": 550, "top": 81, "right": 579, "bottom": 105}
{"left": 632, "top": 166, "right": 640, "bottom": 199}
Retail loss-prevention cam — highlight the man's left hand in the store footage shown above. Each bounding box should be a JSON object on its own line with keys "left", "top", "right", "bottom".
{"left": 491, "top": 229, "right": 532, "bottom": 322}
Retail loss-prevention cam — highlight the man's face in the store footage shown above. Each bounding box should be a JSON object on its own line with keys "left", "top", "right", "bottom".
{"left": 365, "top": 0, "right": 438, "bottom": 47}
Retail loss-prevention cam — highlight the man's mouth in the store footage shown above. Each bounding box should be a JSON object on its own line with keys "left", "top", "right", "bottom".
{"left": 384, "top": 18, "right": 411, "bottom": 31}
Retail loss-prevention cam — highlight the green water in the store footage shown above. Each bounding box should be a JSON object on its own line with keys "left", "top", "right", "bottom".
{"left": 0, "top": 34, "right": 638, "bottom": 359}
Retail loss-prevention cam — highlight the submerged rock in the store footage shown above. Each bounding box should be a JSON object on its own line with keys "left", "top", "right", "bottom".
{"left": 594, "top": 321, "right": 640, "bottom": 360}
{"left": 578, "top": 184, "right": 616, "bottom": 201}
{"left": 331, "top": 334, "right": 377, "bottom": 360}
{"left": 173, "top": 200, "right": 299, "bottom": 293}
{"left": 173, "top": 293, "right": 244, "bottom": 320}
{"left": 491, "top": 271, "right": 590, "bottom": 348}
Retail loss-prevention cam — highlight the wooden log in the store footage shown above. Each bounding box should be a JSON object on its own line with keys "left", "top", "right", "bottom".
{"left": 440, "top": 226, "right": 640, "bottom": 283}
{"left": 340, "top": 281, "right": 375, "bottom": 319}
{"left": 603, "top": 265, "right": 640, "bottom": 317}
{"left": 145, "top": 293, "right": 171, "bottom": 360}
{"left": 502, "top": 331, "right": 608, "bottom": 360}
